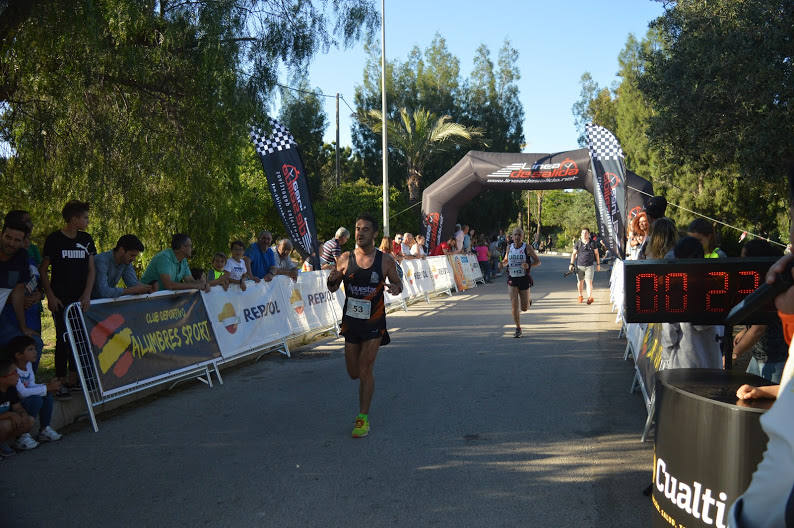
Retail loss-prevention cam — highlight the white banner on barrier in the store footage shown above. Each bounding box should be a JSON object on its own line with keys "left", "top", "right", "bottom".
{"left": 469, "top": 256, "right": 484, "bottom": 281}
{"left": 427, "top": 256, "right": 454, "bottom": 292}
{"left": 201, "top": 279, "right": 291, "bottom": 359}
{"left": 401, "top": 259, "right": 434, "bottom": 299}
{"left": 282, "top": 271, "right": 345, "bottom": 334}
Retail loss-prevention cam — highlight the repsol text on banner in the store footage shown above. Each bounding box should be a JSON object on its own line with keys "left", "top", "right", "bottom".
{"left": 307, "top": 291, "right": 334, "bottom": 306}
{"left": 243, "top": 300, "right": 281, "bottom": 322}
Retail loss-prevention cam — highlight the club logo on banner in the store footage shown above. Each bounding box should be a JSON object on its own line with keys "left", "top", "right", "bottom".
{"left": 586, "top": 123, "right": 627, "bottom": 259}
{"left": 83, "top": 293, "right": 221, "bottom": 395}
{"left": 202, "top": 280, "right": 290, "bottom": 359}
{"left": 250, "top": 119, "right": 320, "bottom": 268}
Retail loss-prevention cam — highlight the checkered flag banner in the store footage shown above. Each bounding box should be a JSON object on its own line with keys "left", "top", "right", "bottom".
{"left": 586, "top": 123, "right": 627, "bottom": 259}
{"left": 585, "top": 123, "right": 624, "bottom": 161}
{"left": 250, "top": 118, "right": 297, "bottom": 156}
{"left": 249, "top": 118, "right": 320, "bottom": 268}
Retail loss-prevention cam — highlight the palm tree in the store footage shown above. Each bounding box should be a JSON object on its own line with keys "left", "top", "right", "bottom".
{"left": 364, "top": 107, "right": 485, "bottom": 204}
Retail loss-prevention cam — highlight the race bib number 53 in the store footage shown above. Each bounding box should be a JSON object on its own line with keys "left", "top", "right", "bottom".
{"left": 346, "top": 298, "right": 371, "bottom": 320}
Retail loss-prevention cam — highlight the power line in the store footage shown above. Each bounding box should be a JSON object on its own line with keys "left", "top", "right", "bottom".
{"left": 339, "top": 94, "right": 356, "bottom": 115}
{"left": 627, "top": 185, "right": 787, "bottom": 248}
{"left": 275, "top": 83, "right": 357, "bottom": 116}
{"left": 275, "top": 83, "right": 337, "bottom": 99}
{"left": 389, "top": 201, "right": 421, "bottom": 221}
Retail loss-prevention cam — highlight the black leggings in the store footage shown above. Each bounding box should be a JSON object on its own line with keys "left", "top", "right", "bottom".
{"left": 53, "top": 308, "right": 77, "bottom": 378}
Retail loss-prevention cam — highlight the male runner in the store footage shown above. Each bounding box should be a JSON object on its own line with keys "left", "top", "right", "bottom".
{"left": 327, "top": 213, "right": 403, "bottom": 438}
{"left": 502, "top": 227, "right": 541, "bottom": 338}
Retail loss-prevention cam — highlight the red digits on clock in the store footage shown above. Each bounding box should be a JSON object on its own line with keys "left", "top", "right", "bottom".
{"left": 636, "top": 273, "right": 659, "bottom": 313}
{"left": 706, "top": 271, "right": 729, "bottom": 312}
{"left": 665, "top": 273, "right": 687, "bottom": 313}
{"left": 738, "top": 270, "right": 760, "bottom": 297}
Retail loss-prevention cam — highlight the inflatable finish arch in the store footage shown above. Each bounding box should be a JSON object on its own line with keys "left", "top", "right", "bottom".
{"left": 421, "top": 148, "right": 653, "bottom": 258}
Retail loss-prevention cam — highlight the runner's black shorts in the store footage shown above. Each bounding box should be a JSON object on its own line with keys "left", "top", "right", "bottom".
{"left": 507, "top": 274, "right": 533, "bottom": 291}
{"left": 340, "top": 319, "right": 390, "bottom": 346}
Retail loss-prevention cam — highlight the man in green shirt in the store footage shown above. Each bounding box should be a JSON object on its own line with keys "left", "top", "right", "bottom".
{"left": 141, "top": 233, "right": 207, "bottom": 291}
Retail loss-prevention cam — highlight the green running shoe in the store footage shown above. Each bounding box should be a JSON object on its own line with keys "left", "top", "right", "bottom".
{"left": 352, "top": 415, "right": 370, "bottom": 438}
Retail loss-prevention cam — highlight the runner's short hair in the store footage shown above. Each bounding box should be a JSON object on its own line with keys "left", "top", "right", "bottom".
{"left": 62, "top": 200, "right": 90, "bottom": 222}
{"left": 356, "top": 213, "right": 378, "bottom": 231}
{"left": 115, "top": 234, "right": 144, "bottom": 252}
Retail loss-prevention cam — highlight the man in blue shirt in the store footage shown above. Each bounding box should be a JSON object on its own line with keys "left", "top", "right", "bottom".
{"left": 92, "top": 235, "right": 154, "bottom": 299}
{"left": 0, "top": 219, "right": 36, "bottom": 346}
{"left": 244, "top": 230, "right": 275, "bottom": 281}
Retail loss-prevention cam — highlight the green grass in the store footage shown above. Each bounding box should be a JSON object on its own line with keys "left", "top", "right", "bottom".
{"left": 36, "top": 301, "right": 57, "bottom": 382}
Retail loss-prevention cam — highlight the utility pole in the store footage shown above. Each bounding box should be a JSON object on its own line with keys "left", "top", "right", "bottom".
{"left": 380, "top": 0, "right": 389, "bottom": 237}
{"left": 335, "top": 93, "right": 340, "bottom": 186}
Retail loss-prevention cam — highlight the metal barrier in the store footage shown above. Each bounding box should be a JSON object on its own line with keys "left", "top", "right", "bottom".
{"left": 64, "top": 301, "right": 219, "bottom": 432}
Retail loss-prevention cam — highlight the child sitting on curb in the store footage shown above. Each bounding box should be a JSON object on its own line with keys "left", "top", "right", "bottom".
{"left": 0, "top": 359, "right": 37, "bottom": 455}
{"left": 9, "top": 335, "right": 62, "bottom": 443}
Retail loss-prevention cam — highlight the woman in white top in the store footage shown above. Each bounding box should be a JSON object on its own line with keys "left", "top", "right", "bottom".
{"left": 501, "top": 227, "right": 541, "bottom": 338}
{"left": 410, "top": 235, "right": 427, "bottom": 258}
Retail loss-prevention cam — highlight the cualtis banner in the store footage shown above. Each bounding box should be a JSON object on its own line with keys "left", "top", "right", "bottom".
{"left": 83, "top": 292, "right": 221, "bottom": 394}
{"left": 250, "top": 119, "right": 320, "bottom": 268}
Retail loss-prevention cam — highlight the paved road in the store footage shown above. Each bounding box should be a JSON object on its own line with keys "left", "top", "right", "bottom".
{"left": 2, "top": 255, "right": 652, "bottom": 527}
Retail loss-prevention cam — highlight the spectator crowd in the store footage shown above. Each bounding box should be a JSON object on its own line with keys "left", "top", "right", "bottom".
{"left": 0, "top": 200, "right": 312, "bottom": 457}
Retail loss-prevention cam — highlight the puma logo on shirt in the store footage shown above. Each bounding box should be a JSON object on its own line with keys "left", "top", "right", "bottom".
{"left": 60, "top": 242, "right": 91, "bottom": 259}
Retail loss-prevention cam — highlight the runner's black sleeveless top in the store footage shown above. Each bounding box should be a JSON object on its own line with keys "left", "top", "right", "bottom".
{"left": 342, "top": 249, "right": 386, "bottom": 330}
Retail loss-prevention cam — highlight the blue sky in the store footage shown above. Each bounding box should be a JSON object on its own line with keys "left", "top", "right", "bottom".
{"left": 282, "top": 0, "right": 665, "bottom": 153}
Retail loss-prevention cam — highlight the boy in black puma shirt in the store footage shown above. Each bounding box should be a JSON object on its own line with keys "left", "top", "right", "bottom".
{"left": 40, "top": 201, "right": 96, "bottom": 397}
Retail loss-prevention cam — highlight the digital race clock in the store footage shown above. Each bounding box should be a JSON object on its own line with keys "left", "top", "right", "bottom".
{"left": 623, "top": 258, "right": 779, "bottom": 325}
